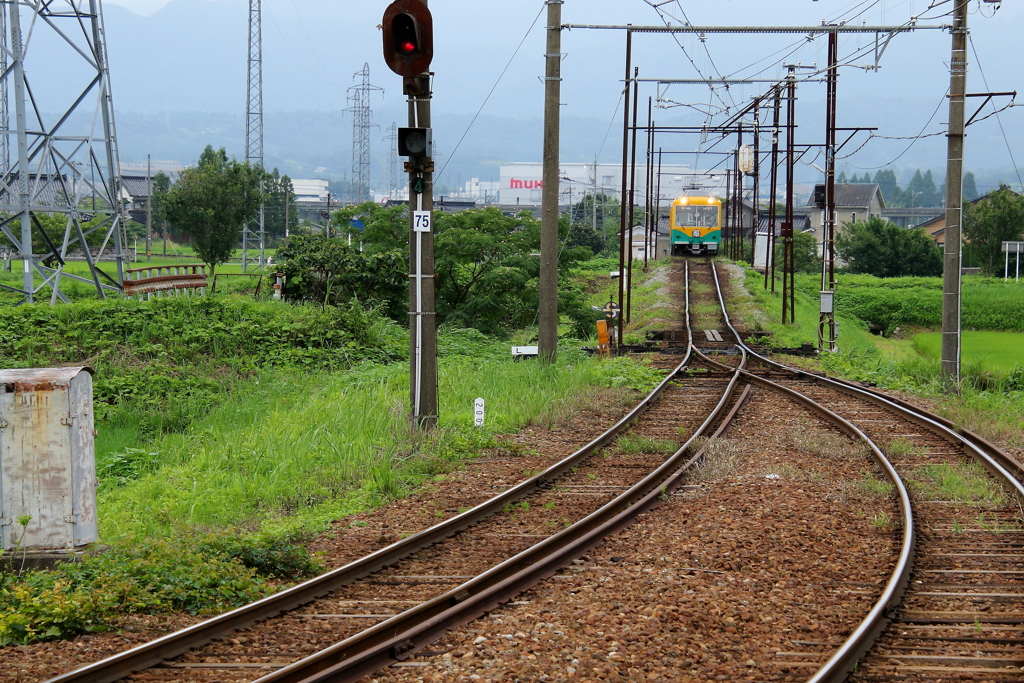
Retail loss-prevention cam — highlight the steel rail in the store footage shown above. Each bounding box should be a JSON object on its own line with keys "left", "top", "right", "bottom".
{"left": 48, "top": 264, "right": 707, "bottom": 683}
{"left": 241, "top": 261, "right": 735, "bottom": 683}
{"left": 740, "top": 370, "right": 915, "bottom": 683}
{"left": 252, "top": 367, "right": 751, "bottom": 683}
{"left": 707, "top": 262, "right": 1024, "bottom": 682}
{"left": 711, "top": 262, "right": 1024, "bottom": 501}
{"left": 50, "top": 358, "right": 702, "bottom": 682}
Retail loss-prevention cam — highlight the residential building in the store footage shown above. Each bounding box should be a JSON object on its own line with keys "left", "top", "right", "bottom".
{"left": 806, "top": 183, "right": 886, "bottom": 243}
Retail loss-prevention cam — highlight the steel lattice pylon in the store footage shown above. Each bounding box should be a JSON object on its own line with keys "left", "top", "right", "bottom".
{"left": 346, "top": 64, "right": 382, "bottom": 204}
{"left": 243, "top": 0, "right": 264, "bottom": 271}
{"left": 385, "top": 122, "right": 398, "bottom": 200}
{"left": 0, "top": 0, "right": 126, "bottom": 305}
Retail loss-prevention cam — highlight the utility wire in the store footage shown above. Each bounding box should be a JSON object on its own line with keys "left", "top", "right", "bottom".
{"left": 285, "top": 0, "right": 348, "bottom": 98}
{"left": 436, "top": 2, "right": 545, "bottom": 181}
{"left": 847, "top": 88, "right": 949, "bottom": 169}
{"left": 969, "top": 35, "right": 1023, "bottom": 190}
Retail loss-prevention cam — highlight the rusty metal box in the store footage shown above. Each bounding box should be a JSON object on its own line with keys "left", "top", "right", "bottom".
{"left": 0, "top": 367, "right": 97, "bottom": 551}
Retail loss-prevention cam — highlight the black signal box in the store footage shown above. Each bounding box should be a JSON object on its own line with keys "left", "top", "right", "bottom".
{"left": 813, "top": 184, "right": 826, "bottom": 208}
{"left": 398, "top": 127, "right": 432, "bottom": 158}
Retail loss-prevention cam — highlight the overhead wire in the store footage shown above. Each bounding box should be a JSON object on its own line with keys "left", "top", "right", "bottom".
{"left": 641, "top": 0, "right": 734, "bottom": 115}
{"left": 968, "top": 34, "right": 1023, "bottom": 189}
{"left": 285, "top": 0, "right": 348, "bottom": 98}
{"left": 846, "top": 88, "right": 949, "bottom": 169}
{"left": 435, "top": 2, "right": 545, "bottom": 181}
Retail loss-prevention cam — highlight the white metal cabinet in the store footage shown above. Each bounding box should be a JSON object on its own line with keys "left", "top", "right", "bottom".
{"left": 0, "top": 367, "right": 97, "bottom": 550}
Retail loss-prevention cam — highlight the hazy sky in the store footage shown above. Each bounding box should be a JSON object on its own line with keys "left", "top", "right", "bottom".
{"left": 96, "top": 0, "right": 1023, "bottom": 179}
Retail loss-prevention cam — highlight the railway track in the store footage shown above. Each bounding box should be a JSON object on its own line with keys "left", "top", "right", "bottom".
{"left": 698, "top": 260, "right": 1024, "bottom": 682}
{"left": 47, "top": 264, "right": 754, "bottom": 683}
{"left": 41, "top": 257, "right": 1024, "bottom": 683}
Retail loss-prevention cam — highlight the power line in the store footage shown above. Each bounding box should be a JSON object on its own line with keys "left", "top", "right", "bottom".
{"left": 437, "top": 2, "right": 545, "bottom": 181}
{"left": 969, "top": 35, "right": 1023, "bottom": 190}
{"left": 847, "top": 88, "right": 949, "bottom": 169}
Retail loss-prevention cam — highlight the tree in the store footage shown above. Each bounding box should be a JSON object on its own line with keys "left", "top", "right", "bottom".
{"left": 769, "top": 230, "right": 820, "bottom": 274}
{"left": 963, "top": 185, "right": 1024, "bottom": 276}
{"left": 873, "top": 169, "right": 903, "bottom": 207}
{"left": 162, "top": 146, "right": 266, "bottom": 276}
{"left": 962, "top": 171, "right": 979, "bottom": 202}
{"left": 836, "top": 216, "right": 942, "bottom": 277}
{"left": 276, "top": 235, "right": 407, "bottom": 318}
{"left": 263, "top": 169, "right": 298, "bottom": 240}
{"left": 332, "top": 201, "right": 408, "bottom": 253}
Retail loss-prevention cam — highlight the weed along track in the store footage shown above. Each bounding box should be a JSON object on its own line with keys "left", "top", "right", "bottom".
{"left": 46, "top": 264, "right": 751, "bottom": 683}
{"left": 697, "top": 261, "right": 1024, "bottom": 681}
{"left": 30, "top": 257, "right": 1024, "bottom": 683}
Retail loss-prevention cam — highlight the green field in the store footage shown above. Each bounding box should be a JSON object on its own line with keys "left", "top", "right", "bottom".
{"left": 914, "top": 331, "right": 1024, "bottom": 372}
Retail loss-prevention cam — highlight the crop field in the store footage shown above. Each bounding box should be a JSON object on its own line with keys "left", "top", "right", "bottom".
{"left": 913, "top": 331, "right": 1024, "bottom": 373}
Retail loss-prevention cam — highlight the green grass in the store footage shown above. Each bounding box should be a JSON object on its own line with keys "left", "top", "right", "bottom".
{"left": 0, "top": 248, "right": 282, "bottom": 303}
{"left": 914, "top": 331, "right": 1024, "bottom": 373}
{"left": 98, "top": 347, "right": 664, "bottom": 540}
{"left": 578, "top": 257, "right": 675, "bottom": 339}
{"left": 741, "top": 269, "right": 871, "bottom": 350}
{"left": 615, "top": 434, "right": 678, "bottom": 455}
{"left": 907, "top": 463, "right": 1007, "bottom": 507}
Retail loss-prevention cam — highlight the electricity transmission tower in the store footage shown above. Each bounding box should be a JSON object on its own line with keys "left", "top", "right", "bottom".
{"left": 243, "top": 0, "right": 265, "bottom": 271}
{"left": 0, "top": 0, "right": 126, "bottom": 305}
{"left": 386, "top": 122, "right": 398, "bottom": 200}
{"left": 346, "top": 64, "right": 383, "bottom": 203}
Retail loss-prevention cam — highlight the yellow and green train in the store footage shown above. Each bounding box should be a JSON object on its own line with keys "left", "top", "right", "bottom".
{"left": 670, "top": 195, "right": 722, "bottom": 256}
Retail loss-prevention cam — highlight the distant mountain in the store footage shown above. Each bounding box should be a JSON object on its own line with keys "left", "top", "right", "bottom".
{"left": 92, "top": 0, "right": 1023, "bottom": 192}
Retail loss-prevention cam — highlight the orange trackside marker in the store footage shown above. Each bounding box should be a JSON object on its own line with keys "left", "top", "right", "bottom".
{"left": 596, "top": 320, "right": 610, "bottom": 359}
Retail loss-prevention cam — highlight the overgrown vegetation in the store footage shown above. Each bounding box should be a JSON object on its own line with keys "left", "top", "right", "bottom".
{"left": 1, "top": 293, "right": 664, "bottom": 646}
{"left": 324, "top": 203, "right": 599, "bottom": 337}
{"left": 0, "top": 296, "right": 405, "bottom": 442}
{"left": 0, "top": 530, "right": 319, "bottom": 645}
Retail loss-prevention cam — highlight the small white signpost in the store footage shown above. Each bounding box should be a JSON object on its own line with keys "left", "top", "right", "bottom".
{"left": 1002, "top": 241, "right": 1023, "bottom": 282}
{"left": 413, "top": 211, "right": 432, "bottom": 233}
{"left": 474, "top": 398, "right": 485, "bottom": 428}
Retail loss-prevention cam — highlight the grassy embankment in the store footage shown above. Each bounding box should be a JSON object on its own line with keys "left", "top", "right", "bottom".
{"left": 733, "top": 266, "right": 1024, "bottom": 447}
{"left": 0, "top": 291, "right": 663, "bottom": 644}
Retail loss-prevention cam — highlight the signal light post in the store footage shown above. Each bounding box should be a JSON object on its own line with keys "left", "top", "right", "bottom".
{"left": 383, "top": 0, "right": 437, "bottom": 430}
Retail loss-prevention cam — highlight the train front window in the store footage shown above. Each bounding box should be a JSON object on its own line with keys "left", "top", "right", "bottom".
{"left": 675, "top": 205, "right": 719, "bottom": 228}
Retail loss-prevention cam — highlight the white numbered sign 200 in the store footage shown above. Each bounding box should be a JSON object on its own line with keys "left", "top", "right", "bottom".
{"left": 413, "top": 211, "right": 432, "bottom": 233}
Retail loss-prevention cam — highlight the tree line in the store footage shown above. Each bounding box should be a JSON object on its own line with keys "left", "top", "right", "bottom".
{"left": 837, "top": 168, "right": 981, "bottom": 208}
{"left": 836, "top": 185, "right": 1024, "bottom": 277}
{"left": 143, "top": 145, "right": 298, "bottom": 262}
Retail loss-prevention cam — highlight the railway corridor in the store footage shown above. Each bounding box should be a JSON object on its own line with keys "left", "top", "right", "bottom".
{"left": 15, "top": 257, "right": 1024, "bottom": 683}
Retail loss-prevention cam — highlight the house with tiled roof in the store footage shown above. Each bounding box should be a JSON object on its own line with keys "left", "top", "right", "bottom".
{"left": 806, "top": 183, "right": 886, "bottom": 244}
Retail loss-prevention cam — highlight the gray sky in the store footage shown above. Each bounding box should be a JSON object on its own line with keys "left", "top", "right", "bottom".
{"left": 99, "top": 0, "right": 1023, "bottom": 181}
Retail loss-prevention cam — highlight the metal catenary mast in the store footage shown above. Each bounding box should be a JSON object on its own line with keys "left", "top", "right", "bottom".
{"left": 347, "top": 64, "right": 383, "bottom": 204}
{"left": 243, "top": 0, "right": 265, "bottom": 271}
{"left": 0, "top": 0, "right": 126, "bottom": 305}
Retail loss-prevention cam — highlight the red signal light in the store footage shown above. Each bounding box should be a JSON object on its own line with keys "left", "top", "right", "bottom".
{"left": 382, "top": 0, "right": 433, "bottom": 77}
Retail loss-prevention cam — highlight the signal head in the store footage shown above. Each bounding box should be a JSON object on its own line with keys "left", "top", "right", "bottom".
{"left": 382, "top": 0, "right": 433, "bottom": 77}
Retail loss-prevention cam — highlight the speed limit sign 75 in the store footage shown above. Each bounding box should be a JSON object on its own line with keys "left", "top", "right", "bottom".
{"left": 413, "top": 211, "right": 432, "bottom": 233}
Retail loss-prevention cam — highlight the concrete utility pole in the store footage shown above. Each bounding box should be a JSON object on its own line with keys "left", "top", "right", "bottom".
{"left": 820, "top": 29, "right": 839, "bottom": 352}
{"left": 538, "top": 0, "right": 562, "bottom": 364}
{"left": 941, "top": 0, "right": 969, "bottom": 387}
